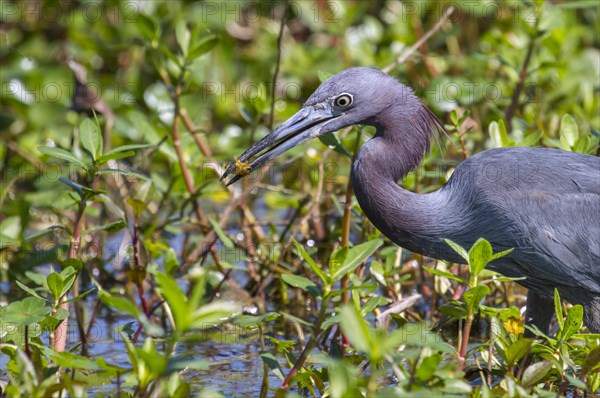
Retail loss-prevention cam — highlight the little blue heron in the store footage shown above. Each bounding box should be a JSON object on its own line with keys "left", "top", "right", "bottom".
{"left": 222, "top": 67, "right": 600, "bottom": 333}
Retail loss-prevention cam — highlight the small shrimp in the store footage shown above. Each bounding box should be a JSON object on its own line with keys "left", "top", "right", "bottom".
{"left": 233, "top": 158, "right": 252, "bottom": 176}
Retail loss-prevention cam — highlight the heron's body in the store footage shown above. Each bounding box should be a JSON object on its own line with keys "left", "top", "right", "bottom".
{"left": 224, "top": 67, "right": 600, "bottom": 333}
{"left": 353, "top": 145, "right": 600, "bottom": 326}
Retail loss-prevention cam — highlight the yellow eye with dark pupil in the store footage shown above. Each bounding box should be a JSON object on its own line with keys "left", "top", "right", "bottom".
{"left": 335, "top": 94, "right": 352, "bottom": 108}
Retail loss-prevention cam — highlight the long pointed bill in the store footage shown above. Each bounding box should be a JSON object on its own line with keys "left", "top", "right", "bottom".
{"left": 221, "top": 105, "right": 339, "bottom": 185}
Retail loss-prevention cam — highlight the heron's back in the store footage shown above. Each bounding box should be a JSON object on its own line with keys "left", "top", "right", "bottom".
{"left": 448, "top": 146, "right": 600, "bottom": 195}
{"left": 445, "top": 146, "right": 600, "bottom": 296}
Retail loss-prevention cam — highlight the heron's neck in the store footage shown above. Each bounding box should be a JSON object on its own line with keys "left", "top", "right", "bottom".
{"left": 350, "top": 111, "right": 462, "bottom": 260}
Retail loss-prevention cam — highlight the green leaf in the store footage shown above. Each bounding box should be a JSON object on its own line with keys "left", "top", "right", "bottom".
{"left": 480, "top": 274, "right": 525, "bottom": 284}
{"left": 234, "top": 313, "right": 280, "bottom": 329}
{"left": 160, "top": 44, "right": 182, "bottom": 66}
{"left": 2, "top": 297, "right": 51, "bottom": 325}
{"left": 319, "top": 132, "right": 352, "bottom": 158}
{"left": 0, "top": 233, "right": 17, "bottom": 247}
{"left": 97, "top": 143, "right": 151, "bottom": 164}
{"left": 59, "top": 269, "right": 77, "bottom": 298}
{"left": 339, "top": 305, "right": 372, "bottom": 356}
{"left": 442, "top": 379, "right": 472, "bottom": 394}
{"left": 127, "top": 198, "right": 146, "bottom": 219}
{"left": 522, "top": 360, "right": 553, "bottom": 388}
{"left": 449, "top": 110, "right": 458, "bottom": 125}
{"left": 329, "top": 247, "right": 348, "bottom": 278}
{"left": 188, "top": 35, "right": 219, "bottom": 60}
{"left": 560, "top": 304, "right": 583, "bottom": 342}
{"left": 188, "top": 301, "right": 240, "bottom": 329}
{"left": 318, "top": 356, "right": 362, "bottom": 397}
{"left": 233, "top": 315, "right": 261, "bottom": 329}
{"left": 490, "top": 248, "right": 513, "bottom": 260}
{"left": 520, "top": 131, "right": 542, "bottom": 147}
{"left": 468, "top": 238, "right": 493, "bottom": 276}
{"left": 554, "top": 289, "right": 564, "bottom": 330}
{"left": 62, "top": 258, "right": 83, "bottom": 273}
{"left": 86, "top": 220, "right": 127, "bottom": 233}
{"left": 135, "top": 13, "right": 157, "bottom": 41}
{"left": 331, "top": 239, "right": 382, "bottom": 282}
{"left": 328, "top": 282, "right": 378, "bottom": 297}
{"left": 555, "top": 0, "right": 600, "bottom": 9}
{"left": 96, "top": 150, "right": 136, "bottom": 164}
{"left": 281, "top": 274, "right": 317, "bottom": 291}
{"left": 188, "top": 271, "right": 207, "bottom": 309}
{"left": 415, "top": 353, "right": 442, "bottom": 382}
{"left": 59, "top": 177, "right": 106, "bottom": 197}
{"left": 105, "top": 144, "right": 153, "bottom": 154}
{"left": 260, "top": 352, "right": 285, "bottom": 380}
{"left": 38, "top": 146, "right": 87, "bottom": 169}
{"left": 23, "top": 227, "right": 60, "bottom": 242}
{"left": 360, "top": 296, "right": 387, "bottom": 316}
{"left": 463, "top": 285, "right": 490, "bottom": 314}
{"left": 384, "top": 250, "right": 398, "bottom": 273}
{"left": 133, "top": 179, "right": 154, "bottom": 204}
{"left": 175, "top": 20, "right": 190, "bottom": 56}
{"left": 505, "top": 338, "right": 532, "bottom": 368}
{"left": 559, "top": 114, "right": 579, "bottom": 150}
{"left": 47, "top": 272, "right": 64, "bottom": 301}
{"left": 0, "top": 216, "right": 21, "bottom": 241}
{"left": 0, "top": 111, "right": 15, "bottom": 130}
{"left": 40, "top": 311, "right": 68, "bottom": 331}
{"left": 293, "top": 239, "right": 330, "bottom": 284}
{"left": 79, "top": 118, "right": 102, "bottom": 160}
{"left": 64, "top": 287, "right": 95, "bottom": 304}
{"left": 37, "top": 344, "right": 99, "bottom": 370}
{"left": 15, "top": 280, "right": 47, "bottom": 301}
{"left": 458, "top": 109, "right": 471, "bottom": 125}
{"left": 164, "top": 248, "right": 179, "bottom": 275}
{"left": 423, "top": 266, "right": 468, "bottom": 284}
{"left": 565, "top": 374, "right": 587, "bottom": 390}
{"left": 439, "top": 302, "right": 467, "bottom": 319}
{"left": 581, "top": 346, "right": 600, "bottom": 376}
{"left": 280, "top": 311, "right": 312, "bottom": 327}
{"left": 209, "top": 217, "right": 233, "bottom": 249}
{"left": 489, "top": 120, "right": 509, "bottom": 148}
{"left": 321, "top": 313, "right": 341, "bottom": 330}
{"left": 480, "top": 305, "right": 521, "bottom": 321}
{"left": 155, "top": 272, "right": 189, "bottom": 331}
{"left": 574, "top": 135, "right": 590, "bottom": 154}
{"left": 96, "top": 168, "right": 150, "bottom": 182}
{"left": 98, "top": 290, "right": 141, "bottom": 319}
{"left": 444, "top": 239, "right": 468, "bottom": 262}
{"left": 167, "top": 357, "right": 210, "bottom": 373}
{"left": 60, "top": 265, "right": 77, "bottom": 280}
{"left": 59, "top": 177, "right": 83, "bottom": 195}
{"left": 384, "top": 323, "right": 454, "bottom": 353}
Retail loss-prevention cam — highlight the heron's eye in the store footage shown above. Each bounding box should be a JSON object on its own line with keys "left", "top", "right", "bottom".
{"left": 334, "top": 93, "right": 353, "bottom": 108}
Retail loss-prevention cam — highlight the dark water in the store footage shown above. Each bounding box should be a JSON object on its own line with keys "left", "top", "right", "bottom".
{"left": 0, "top": 226, "right": 293, "bottom": 396}
{"left": 0, "top": 299, "right": 285, "bottom": 397}
{"left": 82, "top": 313, "right": 286, "bottom": 397}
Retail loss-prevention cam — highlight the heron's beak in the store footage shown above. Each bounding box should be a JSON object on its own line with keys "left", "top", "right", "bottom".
{"left": 221, "top": 104, "right": 339, "bottom": 185}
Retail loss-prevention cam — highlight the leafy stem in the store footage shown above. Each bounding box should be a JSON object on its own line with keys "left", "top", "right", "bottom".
{"left": 280, "top": 292, "right": 331, "bottom": 391}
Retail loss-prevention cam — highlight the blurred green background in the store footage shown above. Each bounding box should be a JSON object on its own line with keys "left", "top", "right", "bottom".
{"left": 0, "top": 0, "right": 599, "bottom": 396}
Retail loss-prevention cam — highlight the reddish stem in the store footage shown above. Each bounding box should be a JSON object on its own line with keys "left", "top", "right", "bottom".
{"left": 458, "top": 314, "right": 473, "bottom": 370}
{"left": 132, "top": 220, "right": 149, "bottom": 343}
{"left": 52, "top": 200, "right": 86, "bottom": 352}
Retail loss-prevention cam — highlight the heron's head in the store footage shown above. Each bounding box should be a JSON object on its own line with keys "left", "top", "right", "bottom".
{"left": 221, "top": 67, "right": 421, "bottom": 185}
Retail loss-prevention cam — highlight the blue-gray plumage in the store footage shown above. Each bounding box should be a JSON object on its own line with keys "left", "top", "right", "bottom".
{"left": 222, "top": 67, "right": 600, "bottom": 333}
